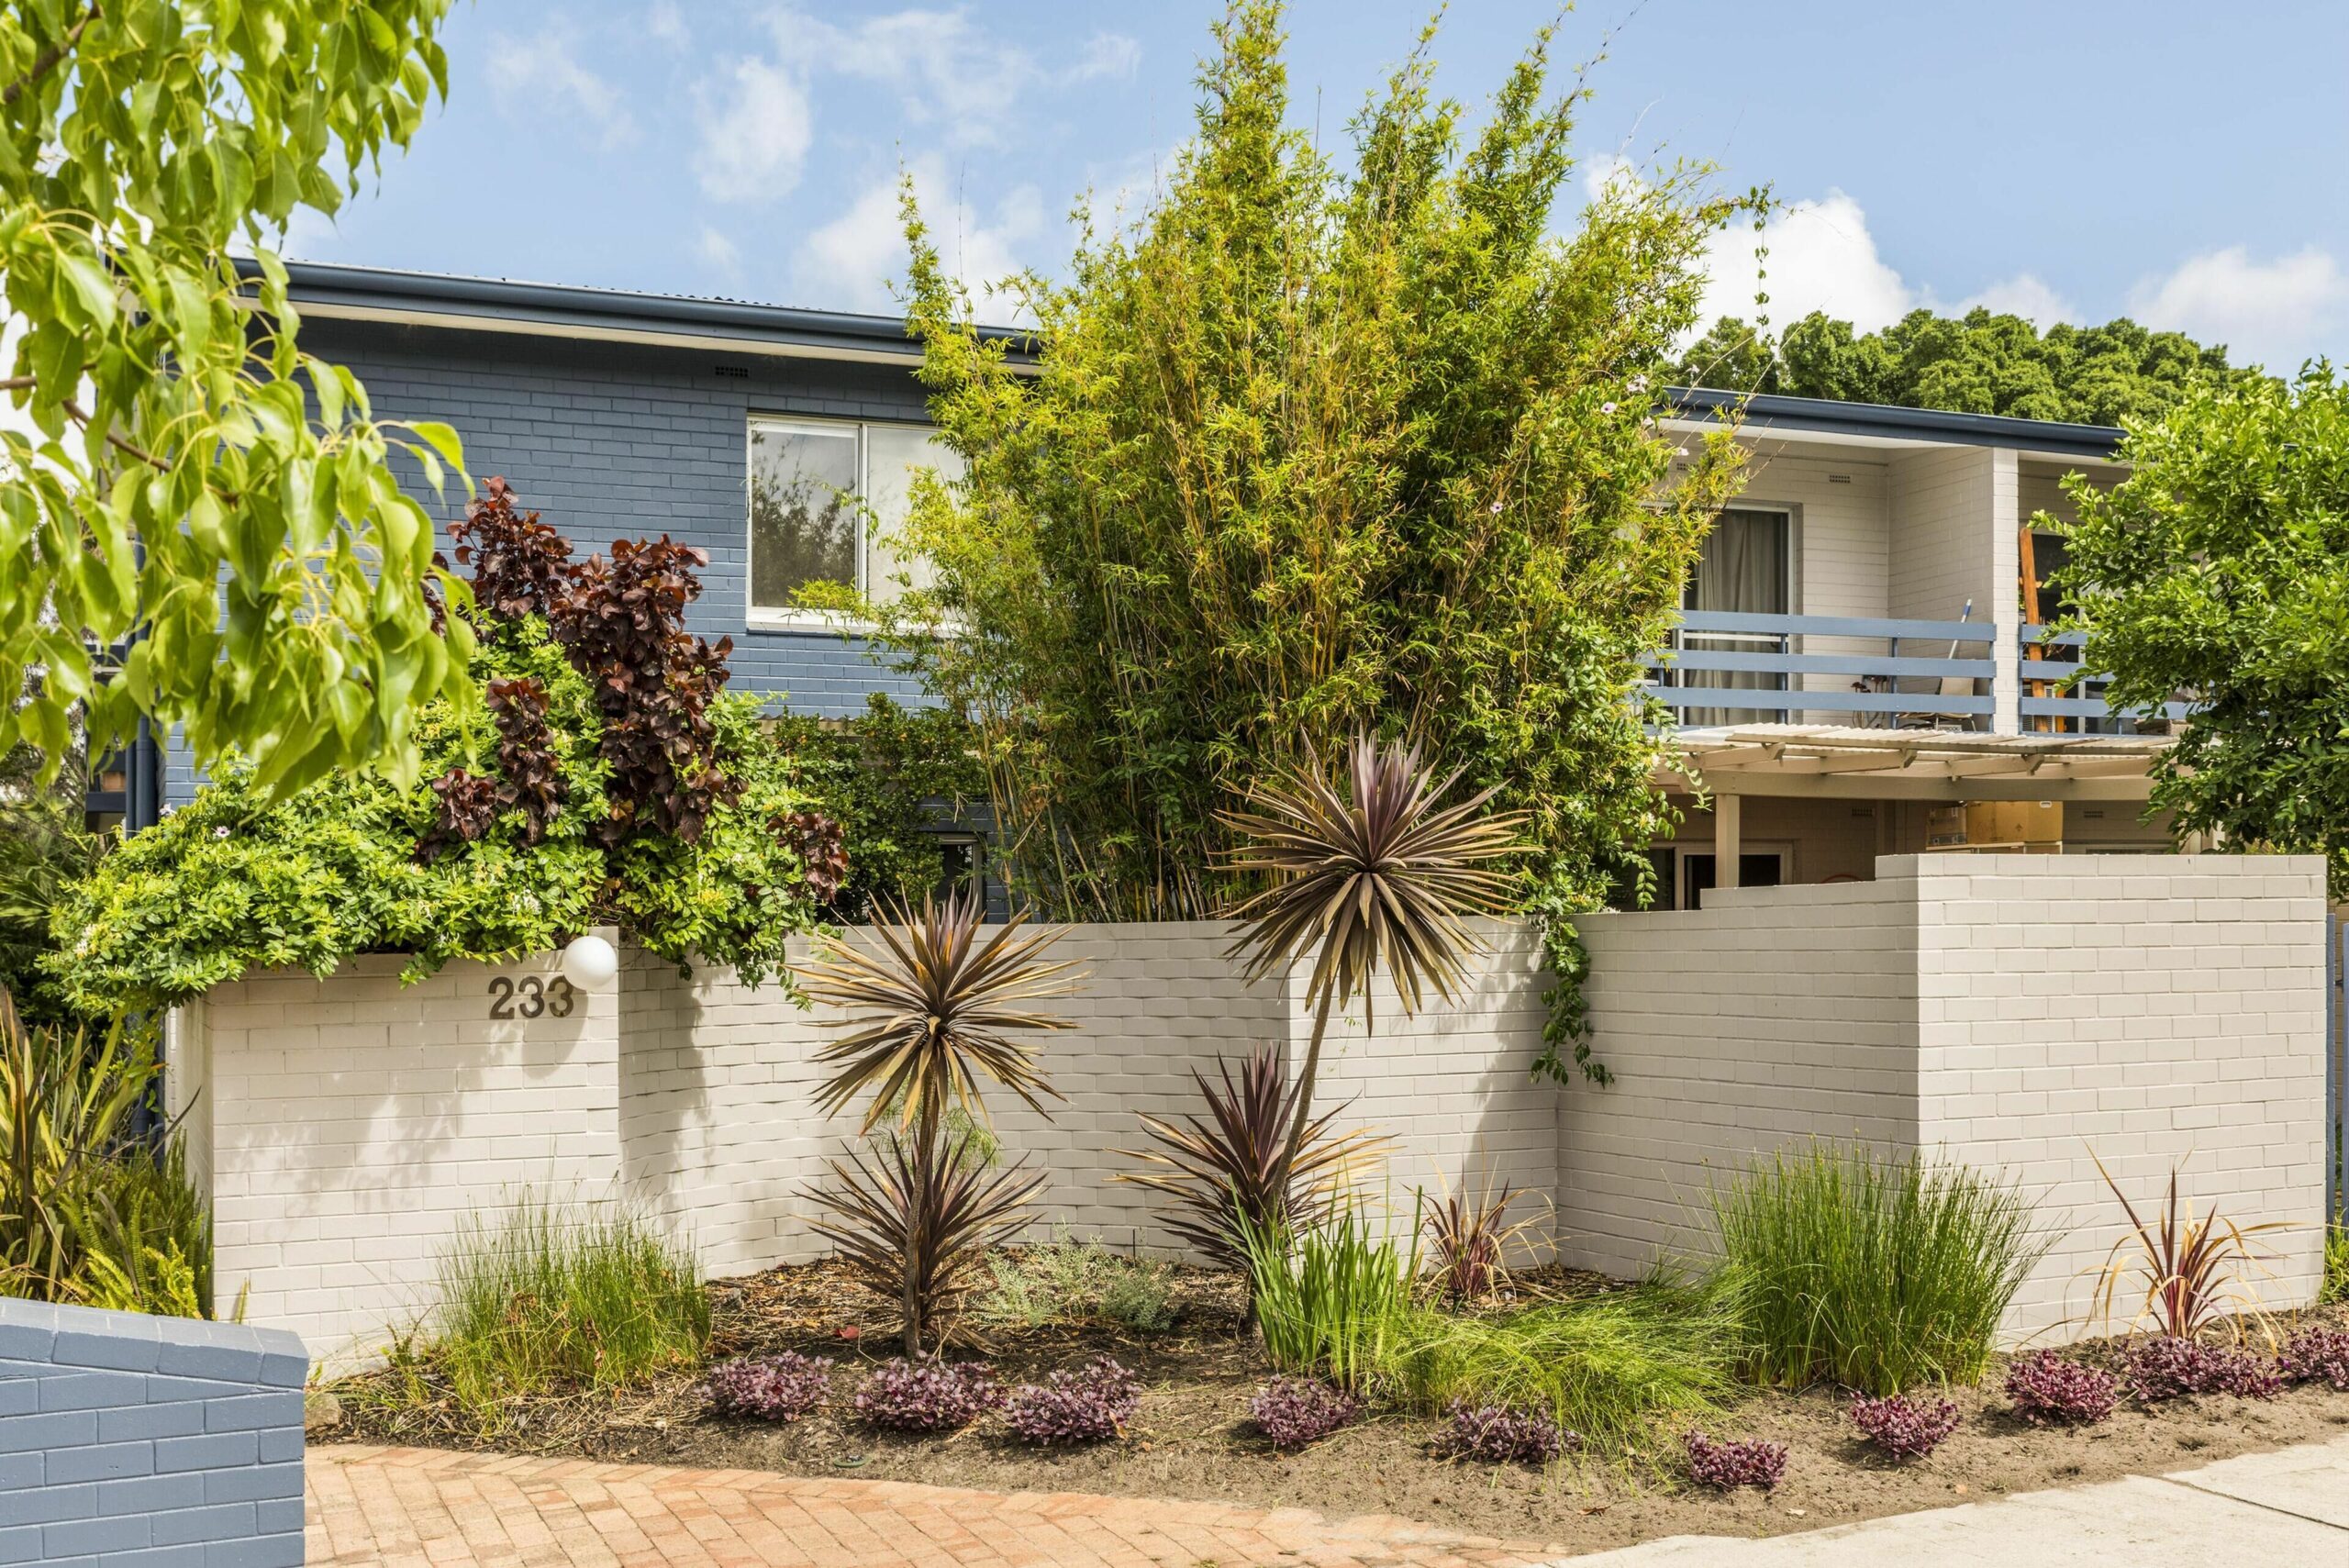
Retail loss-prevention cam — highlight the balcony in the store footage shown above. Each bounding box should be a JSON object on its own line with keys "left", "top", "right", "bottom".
{"left": 1641, "top": 614, "right": 2190, "bottom": 734}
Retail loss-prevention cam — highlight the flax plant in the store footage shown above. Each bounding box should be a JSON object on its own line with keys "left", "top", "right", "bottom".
{"left": 801, "top": 888, "right": 1080, "bottom": 1352}
{"left": 2089, "top": 1152, "right": 2288, "bottom": 1345}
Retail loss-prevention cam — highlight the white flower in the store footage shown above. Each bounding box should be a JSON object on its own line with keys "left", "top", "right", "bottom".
{"left": 213, "top": 825, "right": 230, "bottom": 839}
{"left": 1489, "top": 499, "right": 1505, "bottom": 515}
{"left": 1600, "top": 401, "right": 1619, "bottom": 415}
{"left": 1628, "top": 373, "right": 1650, "bottom": 393}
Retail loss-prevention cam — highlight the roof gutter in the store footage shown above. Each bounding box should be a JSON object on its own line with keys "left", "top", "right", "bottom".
{"left": 1667, "top": 386, "right": 2124, "bottom": 462}
{"left": 239, "top": 260, "right": 1042, "bottom": 371}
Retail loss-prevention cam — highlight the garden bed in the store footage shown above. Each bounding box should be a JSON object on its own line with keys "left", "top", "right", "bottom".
{"left": 328, "top": 1253, "right": 2349, "bottom": 1554}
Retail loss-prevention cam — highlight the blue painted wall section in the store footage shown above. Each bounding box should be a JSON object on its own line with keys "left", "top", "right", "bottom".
{"left": 163, "top": 319, "right": 940, "bottom": 806}
{"left": 0, "top": 1298, "right": 308, "bottom": 1567}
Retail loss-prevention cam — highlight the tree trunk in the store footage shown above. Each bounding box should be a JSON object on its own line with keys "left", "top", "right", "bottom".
{"left": 1274, "top": 984, "right": 1338, "bottom": 1198}
{"left": 903, "top": 1104, "right": 938, "bottom": 1357}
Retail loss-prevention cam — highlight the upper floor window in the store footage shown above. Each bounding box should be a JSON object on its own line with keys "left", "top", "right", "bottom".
{"left": 747, "top": 416, "right": 961, "bottom": 624}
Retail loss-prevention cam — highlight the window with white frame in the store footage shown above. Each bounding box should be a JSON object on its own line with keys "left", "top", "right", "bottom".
{"left": 747, "top": 416, "right": 961, "bottom": 621}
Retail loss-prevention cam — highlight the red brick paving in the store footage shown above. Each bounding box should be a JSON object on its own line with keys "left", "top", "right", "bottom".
{"left": 306, "top": 1445, "right": 1565, "bottom": 1568}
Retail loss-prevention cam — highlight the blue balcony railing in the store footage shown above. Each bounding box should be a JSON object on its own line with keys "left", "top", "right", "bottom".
{"left": 1644, "top": 612, "right": 1994, "bottom": 728}
{"left": 2018, "top": 627, "right": 2191, "bottom": 729}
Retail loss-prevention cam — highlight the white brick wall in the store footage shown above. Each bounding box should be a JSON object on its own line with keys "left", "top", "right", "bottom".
{"left": 188, "top": 857, "right": 2330, "bottom": 1362}
{"left": 1566, "top": 854, "right": 2328, "bottom": 1341}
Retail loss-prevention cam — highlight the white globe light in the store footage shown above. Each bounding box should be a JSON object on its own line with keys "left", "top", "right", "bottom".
{"left": 559, "top": 933, "right": 618, "bottom": 991}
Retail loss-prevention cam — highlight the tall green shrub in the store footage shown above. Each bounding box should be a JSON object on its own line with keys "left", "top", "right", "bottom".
{"left": 831, "top": 1, "right": 1755, "bottom": 1081}
{"left": 1709, "top": 1142, "right": 2042, "bottom": 1395}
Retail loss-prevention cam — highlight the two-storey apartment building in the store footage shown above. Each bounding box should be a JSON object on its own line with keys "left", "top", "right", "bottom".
{"left": 129, "top": 263, "right": 2176, "bottom": 903}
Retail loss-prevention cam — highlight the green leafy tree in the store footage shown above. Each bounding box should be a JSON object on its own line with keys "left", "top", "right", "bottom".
{"left": 0, "top": 1, "right": 470, "bottom": 798}
{"left": 2048, "top": 367, "right": 2349, "bottom": 895}
{"left": 830, "top": 2, "right": 1753, "bottom": 1081}
{"left": 1677, "top": 307, "right": 2266, "bottom": 427}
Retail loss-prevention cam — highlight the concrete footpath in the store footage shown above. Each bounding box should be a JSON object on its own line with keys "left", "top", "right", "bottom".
{"left": 1569, "top": 1431, "right": 2349, "bottom": 1564}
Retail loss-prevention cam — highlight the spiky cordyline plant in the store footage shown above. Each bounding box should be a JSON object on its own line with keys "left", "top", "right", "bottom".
{"left": 1220, "top": 730, "right": 1525, "bottom": 1182}
{"left": 2090, "top": 1152, "right": 2288, "bottom": 1346}
{"left": 1116, "top": 1042, "right": 1387, "bottom": 1273}
{"left": 1422, "top": 1175, "right": 1546, "bottom": 1307}
{"left": 800, "top": 887, "right": 1080, "bottom": 1352}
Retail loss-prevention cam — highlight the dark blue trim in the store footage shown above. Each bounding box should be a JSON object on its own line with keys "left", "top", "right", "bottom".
{"left": 1667, "top": 387, "right": 2124, "bottom": 461}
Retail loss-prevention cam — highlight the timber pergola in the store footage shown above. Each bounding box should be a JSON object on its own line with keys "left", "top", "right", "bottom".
{"left": 1659, "top": 724, "right": 2175, "bottom": 891}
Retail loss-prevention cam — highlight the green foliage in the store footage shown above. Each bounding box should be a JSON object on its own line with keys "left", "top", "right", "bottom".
{"left": 1241, "top": 1206, "right": 1419, "bottom": 1394}
{"left": 46, "top": 615, "right": 821, "bottom": 1013}
{"left": 2323, "top": 1221, "right": 2347, "bottom": 1307}
{"left": 769, "top": 695, "right": 985, "bottom": 920}
{"left": 0, "top": 773, "right": 104, "bottom": 1028}
{"left": 422, "top": 1194, "right": 708, "bottom": 1423}
{"left": 1678, "top": 307, "right": 2267, "bottom": 426}
{"left": 0, "top": 998, "right": 211, "bottom": 1317}
{"left": 2051, "top": 368, "right": 2349, "bottom": 895}
{"left": 0, "top": 1, "right": 475, "bottom": 798}
{"left": 849, "top": 2, "right": 1751, "bottom": 1081}
{"left": 972, "top": 1240, "right": 1177, "bottom": 1333}
{"left": 1395, "top": 1280, "right": 1744, "bottom": 1455}
{"left": 1709, "top": 1142, "right": 2042, "bottom": 1396}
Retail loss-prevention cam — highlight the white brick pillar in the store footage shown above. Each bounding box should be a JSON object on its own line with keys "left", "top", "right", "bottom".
{"left": 1988, "top": 447, "right": 2021, "bottom": 734}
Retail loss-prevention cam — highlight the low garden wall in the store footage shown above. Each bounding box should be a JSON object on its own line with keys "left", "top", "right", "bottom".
{"left": 0, "top": 1299, "right": 307, "bottom": 1567}
{"left": 174, "top": 853, "right": 2330, "bottom": 1368}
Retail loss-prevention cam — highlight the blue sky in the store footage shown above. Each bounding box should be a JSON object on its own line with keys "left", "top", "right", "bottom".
{"left": 286, "top": 1, "right": 2349, "bottom": 373}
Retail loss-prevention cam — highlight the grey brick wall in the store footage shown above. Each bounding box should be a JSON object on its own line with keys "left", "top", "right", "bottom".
{"left": 164, "top": 317, "right": 941, "bottom": 807}
{"left": 0, "top": 1300, "right": 306, "bottom": 1567}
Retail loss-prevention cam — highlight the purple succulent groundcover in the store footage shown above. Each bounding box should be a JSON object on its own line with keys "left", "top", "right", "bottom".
{"left": 1247, "top": 1376, "right": 1363, "bottom": 1450}
{"left": 1683, "top": 1429, "right": 1788, "bottom": 1490}
{"left": 2121, "top": 1337, "right": 2283, "bottom": 1402}
{"left": 2281, "top": 1326, "right": 2349, "bottom": 1393}
{"left": 1848, "top": 1392, "right": 1961, "bottom": 1460}
{"left": 2002, "top": 1350, "right": 2119, "bottom": 1427}
{"left": 854, "top": 1357, "right": 1005, "bottom": 1430}
{"left": 705, "top": 1351, "right": 834, "bottom": 1421}
{"left": 1436, "top": 1401, "right": 1573, "bottom": 1465}
{"left": 1003, "top": 1356, "right": 1142, "bottom": 1446}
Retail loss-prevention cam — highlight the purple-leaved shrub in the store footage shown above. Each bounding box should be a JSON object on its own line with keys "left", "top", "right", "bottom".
{"left": 1002, "top": 1356, "right": 1142, "bottom": 1446}
{"left": 2002, "top": 1351, "right": 2119, "bottom": 1427}
{"left": 1683, "top": 1429, "right": 1787, "bottom": 1490}
{"left": 1436, "top": 1402, "right": 1573, "bottom": 1465}
{"left": 2281, "top": 1326, "right": 2349, "bottom": 1392}
{"left": 705, "top": 1352, "right": 833, "bottom": 1421}
{"left": 1848, "top": 1393, "right": 1961, "bottom": 1461}
{"left": 2121, "top": 1337, "right": 2283, "bottom": 1403}
{"left": 1247, "top": 1377, "right": 1362, "bottom": 1450}
{"left": 853, "top": 1357, "right": 1004, "bottom": 1430}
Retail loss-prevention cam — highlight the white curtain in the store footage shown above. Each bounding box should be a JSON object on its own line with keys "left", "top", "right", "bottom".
{"left": 1681, "top": 509, "right": 1788, "bottom": 726}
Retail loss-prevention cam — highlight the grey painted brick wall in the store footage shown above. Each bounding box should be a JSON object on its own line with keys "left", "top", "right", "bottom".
{"left": 164, "top": 318, "right": 940, "bottom": 807}
{"left": 0, "top": 1300, "right": 306, "bottom": 1567}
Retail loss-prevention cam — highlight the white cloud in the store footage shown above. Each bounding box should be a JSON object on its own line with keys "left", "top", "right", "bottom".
{"left": 795, "top": 161, "right": 1044, "bottom": 321}
{"left": 694, "top": 56, "right": 814, "bottom": 204}
{"left": 769, "top": 7, "right": 1137, "bottom": 149}
{"left": 487, "top": 31, "right": 636, "bottom": 151}
{"left": 695, "top": 226, "right": 741, "bottom": 283}
{"left": 1951, "top": 272, "right": 2075, "bottom": 326}
{"left": 647, "top": 2, "right": 688, "bottom": 48}
{"left": 1698, "top": 188, "right": 1911, "bottom": 336}
{"left": 2126, "top": 245, "right": 2349, "bottom": 373}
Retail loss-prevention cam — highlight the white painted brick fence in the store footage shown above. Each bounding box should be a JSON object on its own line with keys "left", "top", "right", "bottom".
{"left": 173, "top": 854, "right": 2330, "bottom": 1368}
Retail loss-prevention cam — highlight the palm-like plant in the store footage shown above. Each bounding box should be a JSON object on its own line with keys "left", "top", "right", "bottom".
{"left": 800, "top": 887, "right": 1079, "bottom": 1352}
{"left": 1219, "top": 730, "right": 1525, "bottom": 1182}
{"left": 2091, "top": 1152, "right": 2288, "bottom": 1345}
{"left": 1117, "top": 1042, "right": 1387, "bottom": 1271}
{"left": 0, "top": 989, "right": 155, "bottom": 1299}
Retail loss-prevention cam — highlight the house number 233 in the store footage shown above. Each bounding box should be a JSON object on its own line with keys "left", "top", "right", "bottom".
{"left": 486, "top": 975, "right": 578, "bottom": 1019}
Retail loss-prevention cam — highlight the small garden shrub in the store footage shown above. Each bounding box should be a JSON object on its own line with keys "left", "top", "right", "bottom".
{"left": 974, "top": 1240, "right": 1175, "bottom": 1333}
{"left": 2121, "top": 1337, "right": 2282, "bottom": 1403}
{"left": 2321, "top": 1222, "right": 2347, "bottom": 1307}
{"left": 1241, "top": 1207, "right": 1416, "bottom": 1394}
{"left": 2003, "top": 1351, "right": 2119, "bottom": 1427}
{"left": 1437, "top": 1401, "right": 1573, "bottom": 1465}
{"left": 1683, "top": 1429, "right": 1787, "bottom": 1491}
{"left": 1394, "top": 1277, "right": 1742, "bottom": 1454}
{"left": 430, "top": 1195, "right": 707, "bottom": 1418}
{"left": 1247, "top": 1377, "right": 1362, "bottom": 1450}
{"left": 1849, "top": 1393, "right": 1961, "bottom": 1460}
{"left": 1710, "top": 1141, "right": 2042, "bottom": 1395}
{"left": 1002, "top": 1356, "right": 1141, "bottom": 1446}
{"left": 854, "top": 1357, "right": 1004, "bottom": 1430}
{"left": 2281, "top": 1325, "right": 2349, "bottom": 1392}
{"left": 706, "top": 1353, "right": 833, "bottom": 1421}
